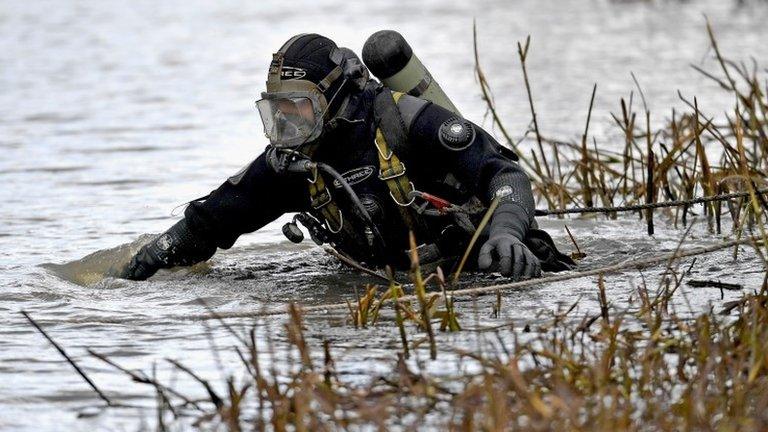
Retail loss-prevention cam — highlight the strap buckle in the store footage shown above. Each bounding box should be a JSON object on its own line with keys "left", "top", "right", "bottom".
{"left": 310, "top": 189, "right": 332, "bottom": 209}
{"left": 390, "top": 182, "right": 417, "bottom": 207}
{"left": 379, "top": 161, "right": 407, "bottom": 180}
{"left": 374, "top": 139, "right": 393, "bottom": 161}
{"left": 324, "top": 211, "right": 344, "bottom": 234}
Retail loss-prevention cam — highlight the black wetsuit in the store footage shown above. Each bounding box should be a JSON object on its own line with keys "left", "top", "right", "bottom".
{"left": 183, "top": 83, "right": 534, "bottom": 268}
{"left": 119, "top": 82, "right": 574, "bottom": 281}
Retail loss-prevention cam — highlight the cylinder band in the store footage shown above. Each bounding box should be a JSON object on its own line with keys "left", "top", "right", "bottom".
{"left": 407, "top": 73, "right": 433, "bottom": 97}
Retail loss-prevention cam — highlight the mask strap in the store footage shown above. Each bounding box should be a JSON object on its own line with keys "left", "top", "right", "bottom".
{"left": 267, "top": 33, "right": 310, "bottom": 91}
{"left": 317, "top": 66, "right": 343, "bottom": 92}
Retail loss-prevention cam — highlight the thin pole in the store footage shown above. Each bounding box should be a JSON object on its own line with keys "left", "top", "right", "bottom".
{"left": 20, "top": 311, "right": 112, "bottom": 406}
{"left": 535, "top": 188, "right": 768, "bottom": 216}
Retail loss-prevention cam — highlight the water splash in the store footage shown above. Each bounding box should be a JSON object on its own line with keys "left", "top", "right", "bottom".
{"left": 41, "top": 234, "right": 155, "bottom": 286}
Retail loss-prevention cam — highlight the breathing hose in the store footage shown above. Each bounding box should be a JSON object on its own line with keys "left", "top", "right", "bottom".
{"left": 280, "top": 153, "right": 387, "bottom": 253}
{"left": 314, "top": 162, "right": 387, "bottom": 250}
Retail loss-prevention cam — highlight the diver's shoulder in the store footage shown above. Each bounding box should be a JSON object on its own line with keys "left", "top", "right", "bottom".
{"left": 372, "top": 86, "right": 433, "bottom": 133}
{"left": 393, "top": 93, "right": 431, "bottom": 132}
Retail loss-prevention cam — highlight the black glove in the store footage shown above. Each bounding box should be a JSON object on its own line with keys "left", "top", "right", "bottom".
{"left": 478, "top": 202, "right": 541, "bottom": 280}
{"left": 120, "top": 219, "right": 216, "bottom": 281}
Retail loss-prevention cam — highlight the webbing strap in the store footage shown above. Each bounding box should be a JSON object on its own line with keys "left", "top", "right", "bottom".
{"left": 374, "top": 89, "right": 410, "bottom": 159}
{"left": 307, "top": 167, "right": 344, "bottom": 233}
{"left": 318, "top": 66, "right": 343, "bottom": 92}
{"left": 302, "top": 146, "right": 364, "bottom": 248}
{"left": 266, "top": 33, "right": 308, "bottom": 92}
{"left": 301, "top": 143, "right": 342, "bottom": 233}
{"left": 374, "top": 91, "right": 420, "bottom": 231}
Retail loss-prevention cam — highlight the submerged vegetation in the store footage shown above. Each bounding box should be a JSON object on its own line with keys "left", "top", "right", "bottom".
{"left": 25, "top": 20, "right": 768, "bottom": 430}
{"left": 75, "top": 239, "right": 768, "bottom": 430}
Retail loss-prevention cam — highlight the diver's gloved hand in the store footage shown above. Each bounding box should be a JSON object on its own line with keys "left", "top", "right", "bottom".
{"left": 120, "top": 219, "right": 216, "bottom": 281}
{"left": 478, "top": 202, "right": 541, "bottom": 280}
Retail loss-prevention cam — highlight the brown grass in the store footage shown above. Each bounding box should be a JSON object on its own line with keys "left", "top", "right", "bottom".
{"left": 93, "top": 258, "right": 768, "bottom": 431}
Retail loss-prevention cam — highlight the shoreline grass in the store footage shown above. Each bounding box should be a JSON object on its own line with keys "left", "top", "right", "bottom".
{"left": 89, "top": 247, "right": 768, "bottom": 430}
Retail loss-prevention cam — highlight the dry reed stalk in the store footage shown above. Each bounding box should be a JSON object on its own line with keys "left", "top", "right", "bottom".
{"left": 580, "top": 84, "right": 598, "bottom": 207}
{"left": 517, "top": 35, "right": 552, "bottom": 181}
{"left": 472, "top": 21, "right": 534, "bottom": 173}
{"left": 409, "top": 232, "right": 437, "bottom": 360}
{"left": 21, "top": 311, "right": 113, "bottom": 407}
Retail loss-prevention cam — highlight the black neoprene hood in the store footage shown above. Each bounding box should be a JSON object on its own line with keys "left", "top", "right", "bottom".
{"left": 279, "top": 34, "right": 345, "bottom": 98}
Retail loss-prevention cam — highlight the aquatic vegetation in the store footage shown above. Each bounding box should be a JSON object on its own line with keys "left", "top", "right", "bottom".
{"left": 127, "top": 21, "right": 767, "bottom": 428}
{"left": 75, "top": 258, "right": 768, "bottom": 430}
{"left": 475, "top": 19, "right": 768, "bottom": 245}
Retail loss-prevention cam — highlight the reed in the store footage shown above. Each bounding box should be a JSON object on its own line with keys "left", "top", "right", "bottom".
{"left": 92, "top": 264, "right": 768, "bottom": 430}
{"left": 467, "top": 21, "right": 768, "bottom": 244}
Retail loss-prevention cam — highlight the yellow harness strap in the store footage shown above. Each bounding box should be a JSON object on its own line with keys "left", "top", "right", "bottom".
{"left": 305, "top": 91, "right": 422, "bottom": 238}
{"left": 374, "top": 91, "right": 418, "bottom": 231}
{"left": 303, "top": 143, "right": 344, "bottom": 233}
{"left": 307, "top": 166, "right": 344, "bottom": 233}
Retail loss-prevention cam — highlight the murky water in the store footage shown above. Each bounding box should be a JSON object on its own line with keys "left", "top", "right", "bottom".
{"left": 2, "top": 0, "right": 768, "bottom": 429}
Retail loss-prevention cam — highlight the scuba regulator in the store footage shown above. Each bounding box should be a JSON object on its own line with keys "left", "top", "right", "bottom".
{"left": 268, "top": 146, "right": 387, "bottom": 256}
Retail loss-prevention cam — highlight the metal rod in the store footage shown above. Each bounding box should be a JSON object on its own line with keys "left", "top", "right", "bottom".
{"left": 535, "top": 188, "right": 768, "bottom": 216}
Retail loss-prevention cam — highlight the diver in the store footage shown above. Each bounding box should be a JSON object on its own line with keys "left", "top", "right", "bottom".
{"left": 120, "top": 32, "right": 574, "bottom": 281}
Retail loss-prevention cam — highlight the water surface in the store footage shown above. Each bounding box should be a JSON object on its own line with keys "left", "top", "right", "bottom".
{"left": 2, "top": 0, "right": 768, "bottom": 429}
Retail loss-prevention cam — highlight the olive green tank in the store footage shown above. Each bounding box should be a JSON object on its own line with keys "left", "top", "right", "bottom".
{"left": 362, "top": 30, "right": 460, "bottom": 116}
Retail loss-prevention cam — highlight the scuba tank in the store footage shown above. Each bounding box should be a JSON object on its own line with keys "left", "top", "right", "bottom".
{"left": 362, "top": 30, "right": 461, "bottom": 115}
{"left": 363, "top": 30, "right": 470, "bottom": 239}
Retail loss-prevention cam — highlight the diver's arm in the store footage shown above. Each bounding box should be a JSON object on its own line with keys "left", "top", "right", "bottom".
{"left": 119, "top": 218, "right": 217, "bottom": 280}
{"left": 408, "top": 102, "right": 539, "bottom": 279}
{"left": 121, "top": 151, "right": 307, "bottom": 280}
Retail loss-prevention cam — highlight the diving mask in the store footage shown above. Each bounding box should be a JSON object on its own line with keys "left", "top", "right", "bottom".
{"left": 256, "top": 92, "right": 326, "bottom": 148}
{"left": 259, "top": 34, "right": 368, "bottom": 148}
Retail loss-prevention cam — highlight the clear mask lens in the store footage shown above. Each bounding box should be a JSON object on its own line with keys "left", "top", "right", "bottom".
{"left": 256, "top": 96, "right": 319, "bottom": 147}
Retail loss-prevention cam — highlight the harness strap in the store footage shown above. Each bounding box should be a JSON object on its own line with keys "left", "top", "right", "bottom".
{"left": 303, "top": 144, "right": 358, "bottom": 243}
{"left": 374, "top": 89, "right": 410, "bottom": 158}
{"left": 304, "top": 143, "right": 341, "bottom": 233}
{"left": 307, "top": 167, "right": 344, "bottom": 233}
{"left": 303, "top": 89, "right": 429, "bottom": 247}
{"left": 374, "top": 91, "right": 423, "bottom": 232}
